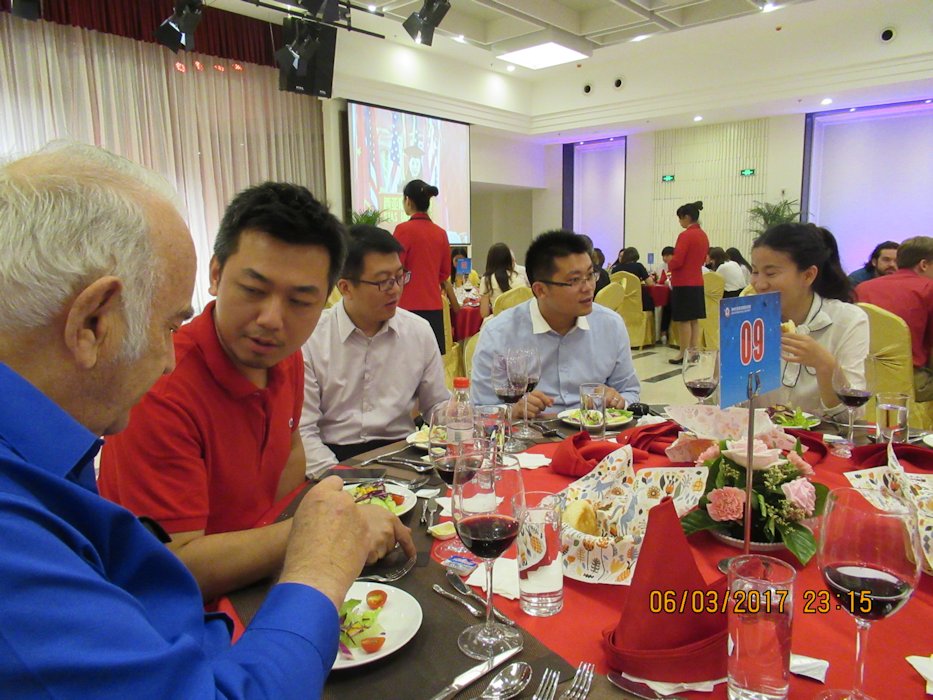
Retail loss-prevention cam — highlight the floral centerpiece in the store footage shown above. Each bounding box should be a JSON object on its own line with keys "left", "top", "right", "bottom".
{"left": 680, "top": 438, "right": 829, "bottom": 565}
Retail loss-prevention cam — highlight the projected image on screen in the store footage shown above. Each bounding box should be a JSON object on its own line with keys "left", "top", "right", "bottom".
{"left": 349, "top": 102, "right": 470, "bottom": 244}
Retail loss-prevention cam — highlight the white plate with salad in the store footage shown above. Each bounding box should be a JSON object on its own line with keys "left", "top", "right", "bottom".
{"left": 405, "top": 425, "right": 447, "bottom": 451}
{"left": 923, "top": 433, "right": 933, "bottom": 449}
{"left": 558, "top": 407, "right": 635, "bottom": 429}
{"left": 344, "top": 482, "right": 417, "bottom": 517}
{"left": 767, "top": 406, "right": 821, "bottom": 430}
{"left": 335, "top": 582, "right": 422, "bottom": 670}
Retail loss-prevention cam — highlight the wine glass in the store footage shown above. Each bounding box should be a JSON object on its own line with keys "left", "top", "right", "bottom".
{"left": 491, "top": 352, "right": 527, "bottom": 453}
{"left": 682, "top": 347, "right": 719, "bottom": 405}
{"left": 509, "top": 348, "right": 541, "bottom": 440}
{"left": 432, "top": 437, "right": 489, "bottom": 560}
{"left": 831, "top": 359, "right": 874, "bottom": 458}
{"left": 815, "top": 487, "right": 920, "bottom": 700}
{"left": 451, "top": 452, "right": 525, "bottom": 659}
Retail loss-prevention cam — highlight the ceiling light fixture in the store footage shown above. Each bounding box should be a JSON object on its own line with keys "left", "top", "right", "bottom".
{"left": 820, "top": 97, "right": 833, "bottom": 106}
{"left": 494, "top": 28, "right": 593, "bottom": 70}
{"left": 630, "top": 34, "right": 650, "bottom": 42}
{"left": 693, "top": 115, "right": 703, "bottom": 122}
{"left": 754, "top": 0, "right": 779, "bottom": 11}
{"left": 299, "top": 0, "right": 343, "bottom": 24}
{"left": 368, "top": 4, "right": 378, "bottom": 11}
{"left": 506, "top": 64, "right": 515, "bottom": 72}
{"left": 849, "top": 107, "right": 856, "bottom": 112}
{"left": 156, "top": 0, "right": 204, "bottom": 53}
{"left": 403, "top": 0, "right": 451, "bottom": 47}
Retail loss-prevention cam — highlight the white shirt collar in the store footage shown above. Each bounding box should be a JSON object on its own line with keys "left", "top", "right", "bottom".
{"left": 529, "top": 298, "right": 590, "bottom": 335}
{"left": 334, "top": 299, "right": 398, "bottom": 342}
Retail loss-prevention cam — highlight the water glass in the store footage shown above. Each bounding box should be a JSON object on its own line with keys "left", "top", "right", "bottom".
{"left": 579, "top": 383, "right": 606, "bottom": 439}
{"left": 875, "top": 392, "right": 909, "bottom": 444}
{"left": 474, "top": 405, "right": 509, "bottom": 458}
{"left": 513, "top": 491, "right": 564, "bottom": 617}
{"left": 727, "top": 554, "right": 796, "bottom": 700}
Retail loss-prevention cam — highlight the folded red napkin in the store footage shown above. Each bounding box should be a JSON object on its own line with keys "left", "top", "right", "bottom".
{"left": 783, "top": 428, "right": 829, "bottom": 466}
{"left": 549, "top": 432, "right": 620, "bottom": 477}
{"left": 603, "top": 499, "right": 727, "bottom": 683}
{"left": 849, "top": 443, "right": 933, "bottom": 472}
{"left": 616, "top": 421, "right": 681, "bottom": 455}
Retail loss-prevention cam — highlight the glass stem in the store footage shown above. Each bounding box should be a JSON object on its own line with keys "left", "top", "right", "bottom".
{"left": 522, "top": 393, "right": 528, "bottom": 433}
{"left": 483, "top": 558, "right": 495, "bottom": 627}
{"left": 847, "top": 408, "right": 855, "bottom": 445}
{"left": 853, "top": 617, "right": 871, "bottom": 694}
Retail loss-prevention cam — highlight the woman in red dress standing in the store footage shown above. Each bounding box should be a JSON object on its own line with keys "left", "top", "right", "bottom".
{"left": 668, "top": 200, "right": 709, "bottom": 364}
{"left": 394, "top": 179, "right": 453, "bottom": 353}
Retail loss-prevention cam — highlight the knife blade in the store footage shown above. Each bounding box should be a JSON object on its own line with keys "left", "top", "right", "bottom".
{"left": 428, "top": 645, "right": 523, "bottom": 700}
{"left": 607, "top": 671, "right": 687, "bottom": 700}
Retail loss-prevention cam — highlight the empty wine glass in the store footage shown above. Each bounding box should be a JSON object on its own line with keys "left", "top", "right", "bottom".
{"left": 452, "top": 452, "right": 525, "bottom": 659}
{"left": 682, "top": 347, "right": 719, "bottom": 405}
{"left": 831, "top": 358, "right": 874, "bottom": 458}
{"left": 491, "top": 352, "right": 527, "bottom": 453}
{"left": 815, "top": 488, "right": 920, "bottom": 700}
{"left": 509, "top": 348, "right": 541, "bottom": 440}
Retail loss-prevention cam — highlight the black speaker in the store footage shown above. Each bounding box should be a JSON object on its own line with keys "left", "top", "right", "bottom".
{"left": 11, "top": 0, "right": 42, "bottom": 20}
{"left": 278, "top": 19, "right": 337, "bottom": 98}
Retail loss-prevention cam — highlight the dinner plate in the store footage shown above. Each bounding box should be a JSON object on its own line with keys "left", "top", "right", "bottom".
{"left": 558, "top": 408, "right": 635, "bottom": 429}
{"left": 923, "top": 433, "right": 933, "bottom": 449}
{"left": 405, "top": 429, "right": 429, "bottom": 450}
{"left": 343, "top": 483, "right": 417, "bottom": 517}
{"left": 333, "top": 582, "right": 422, "bottom": 670}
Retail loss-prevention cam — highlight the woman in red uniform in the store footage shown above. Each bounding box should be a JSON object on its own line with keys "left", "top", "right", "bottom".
{"left": 668, "top": 200, "right": 710, "bottom": 364}
{"left": 394, "top": 179, "right": 453, "bottom": 353}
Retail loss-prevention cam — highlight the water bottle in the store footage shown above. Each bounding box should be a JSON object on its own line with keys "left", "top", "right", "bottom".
{"left": 446, "top": 376, "right": 474, "bottom": 444}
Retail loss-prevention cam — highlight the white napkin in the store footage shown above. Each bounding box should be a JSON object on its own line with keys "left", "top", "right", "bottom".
{"left": 465, "top": 557, "right": 520, "bottom": 600}
{"left": 791, "top": 654, "right": 829, "bottom": 682}
{"left": 619, "top": 672, "right": 724, "bottom": 695}
{"left": 415, "top": 487, "right": 441, "bottom": 499}
{"left": 906, "top": 654, "right": 933, "bottom": 694}
{"left": 635, "top": 415, "right": 669, "bottom": 428}
{"left": 514, "top": 453, "right": 551, "bottom": 469}
{"left": 435, "top": 496, "right": 452, "bottom": 517}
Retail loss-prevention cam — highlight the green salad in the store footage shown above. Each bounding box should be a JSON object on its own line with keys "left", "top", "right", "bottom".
{"left": 338, "top": 595, "right": 386, "bottom": 657}
{"left": 348, "top": 481, "right": 406, "bottom": 515}
{"left": 564, "top": 407, "right": 633, "bottom": 426}
{"left": 768, "top": 405, "right": 819, "bottom": 428}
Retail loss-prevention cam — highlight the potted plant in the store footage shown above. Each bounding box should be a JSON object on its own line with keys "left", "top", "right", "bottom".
{"left": 680, "top": 439, "right": 829, "bottom": 565}
{"left": 748, "top": 199, "right": 800, "bottom": 235}
{"left": 349, "top": 208, "right": 388, "bottom": 226}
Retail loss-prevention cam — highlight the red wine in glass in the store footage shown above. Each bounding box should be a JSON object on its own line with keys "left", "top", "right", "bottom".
{"left": 685, "top": 379, "right": 717, "bottom": 399}
{"left": 455, "top": 514, "right": 520, "bottom": 559}
{"left": 495, "top": 388, "right": 524, "bottom": 404}
{"left": 526, "top": 378, "right": 538, "bottom": 393}
{"left": 837, "top": 389, "right": 871, "bottom": 408}
{"left": 822, "top": 564, "right": 913, "bottom": 621}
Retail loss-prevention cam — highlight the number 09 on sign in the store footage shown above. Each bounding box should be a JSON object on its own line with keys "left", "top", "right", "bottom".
{"left": 739, "top": 318, "right": 765, "bottom": 366}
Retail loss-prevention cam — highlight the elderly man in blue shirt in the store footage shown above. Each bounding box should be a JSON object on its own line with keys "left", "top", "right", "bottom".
{"left": 0, "top": 143, "right": 370, "bottom": 698}
{"left": 471, "top": 230, "right": 641, "bottom": 415}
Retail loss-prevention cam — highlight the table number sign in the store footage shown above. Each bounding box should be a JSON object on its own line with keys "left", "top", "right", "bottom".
{"left": 718, "top": 292, "right": 781, "bottom": 409}
{"left": 456, "top": 257, "right": 472, "bottom": 276}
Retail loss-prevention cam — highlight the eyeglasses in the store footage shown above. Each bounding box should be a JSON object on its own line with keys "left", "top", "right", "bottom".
{"left": 355, "top": 270, "right": 411, "bottom": 292}
{"left": 538, "top": 270, "right": 599, "bottom": 289}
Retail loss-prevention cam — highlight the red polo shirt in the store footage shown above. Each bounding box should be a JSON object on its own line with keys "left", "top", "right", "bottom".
{"left": 98, "top": 301, "right": 304, "bottom": 535}
{"left": 668, "top": 223, "right": 709, "bottom": 287}
{"left": 856, "top": 268, "right": 933, "bottom": 367}
{"left": 394, "top": 212, "right": 450, "bottom": 311}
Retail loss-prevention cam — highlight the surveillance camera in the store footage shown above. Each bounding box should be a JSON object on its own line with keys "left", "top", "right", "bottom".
{"left": 583, "top": 83, "right": 592, "bottom": 95}
{"left": 613, "top": 77, "right": 624, "bottom": 89}
{"left": 880, "top": 27, "right": 896, "bottom": 42}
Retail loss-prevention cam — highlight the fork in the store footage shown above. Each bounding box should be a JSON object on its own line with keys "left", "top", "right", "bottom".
{"left": 358, "top": 446, "right": 412, "bottom": 465}
{"left": 557, "top": 662, "right": 595, "bottom": 700}
{"left": 532, "top": 668, "right": 560, "bottom": 700}
{"left": 355, "top": 554, "right": 416, "bottom": 583}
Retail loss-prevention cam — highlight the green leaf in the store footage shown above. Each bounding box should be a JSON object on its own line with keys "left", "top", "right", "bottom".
{"left": 681, "top": 509, "right": 719, "bottom": 536}
{"left": 777, "top": 521, "right": 817, "bottom": 565}
{"left": 794, "top": 438, "right": 803, "bottom": 456}
{"left": 812, "top": 482, "right": 830, "bottom": 517}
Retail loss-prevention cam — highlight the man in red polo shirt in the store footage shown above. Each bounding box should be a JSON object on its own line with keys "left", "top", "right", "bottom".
{"left": 99, "top": 183, "right": 415, "bottom": 600}
{"left": 856, "top": 236, "right": 933, "bottom": 402}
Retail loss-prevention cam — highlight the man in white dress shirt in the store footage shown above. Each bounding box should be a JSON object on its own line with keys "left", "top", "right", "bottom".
{"left": 300, "top": 225, "right": 451, "bottom": 477}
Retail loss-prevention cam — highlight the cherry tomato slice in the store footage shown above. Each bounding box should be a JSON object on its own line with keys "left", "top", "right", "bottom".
{"left": 360, "top": 636, "right": 386, "bottom": 653}
{"left": 366, "top": 590, "right": 387, "bottom": 609}
{"left": 390, "top": 493, "right": 405, "bottom": 506}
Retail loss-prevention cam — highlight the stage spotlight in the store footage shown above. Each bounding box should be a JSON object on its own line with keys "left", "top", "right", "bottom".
{"left": 156, "top": 0, "right": 204, "bottom": 53}
{"left": 11, "top": 0, "right": 41, "bottom": 20}
{"left": 403, "top": 0, "right": 450, "bottom": 47}
{"left": 299, "top": 0, "right": 341, "bottom": 24}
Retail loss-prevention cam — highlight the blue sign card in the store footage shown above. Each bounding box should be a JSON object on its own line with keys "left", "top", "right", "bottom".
{"left": 719, "top": 292, "right": 782, "bottom": 408}
{"left": 647, "top": 252, "right": 655, "bottom": 265}
{"left": 456, "top": 257, "right": 472, "bottom": 275}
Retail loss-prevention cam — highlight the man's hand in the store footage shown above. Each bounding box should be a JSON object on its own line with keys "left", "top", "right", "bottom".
{"left": 511, "top": 390, "right": 554, "bottom": 420}
{"left": 602, "top": 386, "right": 626, "bottom": 409}
{"left": 357, "top": 504, "right": 417, "bottom": 565}
{"left": 279, "top": 476, "right": 369, "bottom": 610}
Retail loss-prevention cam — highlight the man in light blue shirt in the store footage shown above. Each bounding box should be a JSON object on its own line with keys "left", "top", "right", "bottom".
{"left": 472, "top": 230, "right": 641, "bottom": 414}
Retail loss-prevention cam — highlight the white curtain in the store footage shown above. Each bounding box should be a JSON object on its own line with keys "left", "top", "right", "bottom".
{"left": 0, "top": 12, "right": 327, "bottom": 311}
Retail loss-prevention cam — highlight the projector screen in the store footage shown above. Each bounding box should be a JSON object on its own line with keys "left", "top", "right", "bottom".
{"left": 348, "top": 101, "right": 470, "bottom": 244}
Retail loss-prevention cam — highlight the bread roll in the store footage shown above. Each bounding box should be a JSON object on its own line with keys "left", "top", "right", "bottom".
{"left": 562, "top": 499, "right": 599, "bottom": 536}
{"left": 780, "top": 319, "right": 796, "bottom": 334}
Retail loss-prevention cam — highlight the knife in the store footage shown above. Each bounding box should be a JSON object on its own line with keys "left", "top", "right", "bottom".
{"left": 607, "top": 671, "right": 687, "bottom": 700}
{"left": 428, "top": 645, "right": 523, "bottom": 700}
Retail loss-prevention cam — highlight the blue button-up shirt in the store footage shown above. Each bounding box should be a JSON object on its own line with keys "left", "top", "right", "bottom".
{"left": 471, "top": 300, "right": 641, "bottom": 411}
{"left": 0, "top": 364, "right": 337, "bottom": 698}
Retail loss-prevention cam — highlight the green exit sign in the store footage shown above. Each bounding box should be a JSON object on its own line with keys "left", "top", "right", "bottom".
{"left": 740, "top": 168, "right": 756, "bottom": 176}
{"left": 661, "top": 174, "right": 675, "bottom": 182}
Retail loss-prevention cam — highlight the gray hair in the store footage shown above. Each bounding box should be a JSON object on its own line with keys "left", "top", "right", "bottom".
{"left": 0, "top": 142, "right": 179, "bottom": 360}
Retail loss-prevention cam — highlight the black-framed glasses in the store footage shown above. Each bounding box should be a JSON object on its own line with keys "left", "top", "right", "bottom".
{"left": 538, "top": 270, "right": 599, "bottom": 289}
{"left": 355, "top": 270, "right": 411, "bottom": 292}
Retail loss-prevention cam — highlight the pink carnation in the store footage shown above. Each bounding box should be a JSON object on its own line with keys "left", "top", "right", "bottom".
{"left": 785, "top": 449, "right": 814, "bottom": 477}
{"left": 781, "top": 478, "right": 816, "bottom": 515}
{"left": 696, "top": 444, "right": 721, "bottom": 465}
{"left": 707, "top": 486, "right": 746, "bottom": 522}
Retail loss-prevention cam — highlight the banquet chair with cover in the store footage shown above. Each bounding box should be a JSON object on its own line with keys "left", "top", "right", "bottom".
{"left": 857, "top": 303, "right": 933, "bottom": 430}
{"left": 441, "top": 295, "right": 461, "bottom": 389}
{"left": 698, "top": 272, "right": 725, "bottom": 350}
{"left": 464, "top": 331, "right": 480, "bottom": 380}
{"left": 739, "top": 284, "right": 756, "bottom": 297}
{"left": 324, "top": 286, "right": 342, "bottom": 309}
{"left": 595, "top": 281, "right": 626, "bottom": 315}
{"left": 492, "top": 286, "right": 533, "bottom": 315}
{"left": 615, "top": 271, "right": 654, "bottom": 349}
{"left": 608, "top": 271, "right": 629, "bottom": 287}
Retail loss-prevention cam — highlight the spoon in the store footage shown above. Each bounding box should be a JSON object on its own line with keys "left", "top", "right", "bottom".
{"left": 477, "top": 662, "right": 533, "bottom": 699}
